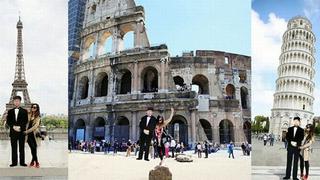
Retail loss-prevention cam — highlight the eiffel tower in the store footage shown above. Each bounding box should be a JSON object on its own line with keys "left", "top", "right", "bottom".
{"left": 5, "top": 17, "right": 31, "bottom": 110}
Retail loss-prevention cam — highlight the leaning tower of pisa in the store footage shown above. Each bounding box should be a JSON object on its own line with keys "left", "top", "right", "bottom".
{"left": 270, "top": 16, "right": 316, "bottom": 138}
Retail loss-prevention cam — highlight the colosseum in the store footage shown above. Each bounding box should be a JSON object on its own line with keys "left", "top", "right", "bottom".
{"left": 69, "top": 0, "right": 251, "bottom": 147}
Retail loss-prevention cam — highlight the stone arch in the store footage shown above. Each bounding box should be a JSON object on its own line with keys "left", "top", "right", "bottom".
{"left": 226, "top": 84, "right": 236, "bottom": 99}
{"left": 219, "top": 119, "right": 234, "bottom": 144}
{"left": 83, "top": 36, "right": 96, "bottom": 60}
{"left": 95, "top": 72, "right": 108, "bottom": 97}
{"left": 78, "top": 76, "right": 89, "bottom": 99}
{"left": 74, "top": 119, "right": 86, "bottom": 141}
{"left": 117, "top": 69, "right": 132, "bottom": 94}
{"left": 199, "top": 119, "right": 213, "bottom": 141}
{"left": 192, "top": 74, "right": 209, "bottom": 94}
{"left": 141, "top": 66, "right": 158, "bottom": 93}
{"left": 243, "top": 121, "right": 251, "bottom": 144}
{"left": 240, "top": 86, "right": 249, "bottom": 109}
{"left": 114, "top": 116, "right": 130, "bottom": 141}
{"left": 168, "top": 115, "right": 188, "bottom": 144}
{"left": 98, "top": 31, "right": 112, "bottom": 55}
{"left": 123, "top": 31, "right": 134, "bottom": 50}
{"left": 93, "top": 117, "right": 106, "bottom": 140}
{"left": 173, "top": 76, "right": 185, "bottom": 87}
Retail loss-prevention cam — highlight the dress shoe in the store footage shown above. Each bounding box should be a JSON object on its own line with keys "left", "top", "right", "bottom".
{"left": 35, "top": 162, "right": 40, "bottom": 168}
{"left": 9, "top": 164, "right": 17, "bottom": 167}
{"left": 136, "top": 158, "right": 142, "bottom": 160}
{"left": 144, "top": 159, "right": 150, "bottom": 161}
{"left": 20, "top": 163, "right": 28, "bottom": 167}
{"left": 283, "top": 177, "right": 290, "bottom": 180}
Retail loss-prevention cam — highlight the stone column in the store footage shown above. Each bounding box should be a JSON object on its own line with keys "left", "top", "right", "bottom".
{"left": 213, "top": 127, "right": 219, "bottom": 144}
{"left": 95, "top": 32, "right": 101, "bottom": 57}
{"left": 72, "top": 75, "right": 79, "bottom": 106}
{"left": 105, "top": 125, "right": 110, "bottom": 141}
{"left": 190, "top": 110, "right": 196, "bottom": 147}
{"left": 85, "top": 125, "right": 93, "bottom": 141}
{"left": 88, "top": 68, "right": 95, "bottom": 98}
{"left": 112, "top": 28, "right": 122, "bottom": 53}
{"left": 159, "top": 58, "right": 166, "bottom": 93}
{"left": 134, "top": 21, "right": 143, "bottom": 48}
{"left": 131, "top": 111, "right": 137, "bottom": 141}
{"left": 133, "top": 60, "right": 139, "bottom": 93}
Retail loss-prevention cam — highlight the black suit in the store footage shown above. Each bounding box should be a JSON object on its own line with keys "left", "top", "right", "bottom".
{"left": 138, "top": 115, "right": 157, "bottom": 160}
{"left": 285, "top": 126, "right": 304, "bottom": 179}
{"left": 6, "top": 107, "right": 28, "bottom": 165}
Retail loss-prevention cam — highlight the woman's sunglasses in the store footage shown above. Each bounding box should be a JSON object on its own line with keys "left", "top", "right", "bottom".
{"left": 32, "top": 106, "right": 38, "bottom": 109}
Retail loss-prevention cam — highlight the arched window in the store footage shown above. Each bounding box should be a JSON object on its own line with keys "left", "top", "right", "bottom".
{"left": 95, "top": 73, "right": 108, "bottom": 97}
{"left": 79, "top": 76, "right": 89, "bottom": 99}
{"left": 225, "top": 84, "right": 236, "bottom": 99}
{"left": 141, "top": 67, "right": 158, "bottom": 93}
{"left": 240, "top": 86, "right": 249, "bottom": 109}
{"left": 192, "top": 74, "right": 209, "bottom": 94}
{"left": 117, "top": 70, "right": 132, "bottom": 94}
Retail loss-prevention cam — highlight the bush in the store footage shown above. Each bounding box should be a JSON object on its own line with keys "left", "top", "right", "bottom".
{"left": 41, "top": 115, "right": 68, "bottom": 130}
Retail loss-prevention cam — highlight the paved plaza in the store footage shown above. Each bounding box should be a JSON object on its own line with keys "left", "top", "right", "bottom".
{"left": 252, "top": 138, "right": 320, "bottom": 179}
{"left": 68, "top": 149, "right": 251, "bottom": 180}
{"left": 0, "top": 140, "right": 68, "bottom": 179}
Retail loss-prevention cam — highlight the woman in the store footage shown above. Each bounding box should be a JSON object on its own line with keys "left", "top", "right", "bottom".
{"left": 228, "top": 141, "right": 234, "bottom": 159}
{"left": 24, "top": 103, "right": 41, "bottom": 168}
{"left": 197, "top": 142, "right": 202, "bottom": 158}
{"left": 299, "top": 124, "right": 315, "bottom": 180}
{"left": 155, "top": 107, "right": 174, "bottom": 165}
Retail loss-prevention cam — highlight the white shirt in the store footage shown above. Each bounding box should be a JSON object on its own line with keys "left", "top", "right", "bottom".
{"left": 146, "top": 116, "right": 150, "bottom": 126}
{"left": 170, "top": 140, "right": 176, "bottom": 147}
{"left": 293, "top": 127, "right": 297, "bottom": 137}
{"left": 14, "top": 108, "right": 19, "bottom": 122}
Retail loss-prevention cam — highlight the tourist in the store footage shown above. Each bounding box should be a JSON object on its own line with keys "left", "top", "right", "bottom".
{"left": 180, "top": 142, "right": 184, "bottom": 153}
{"left": 134, "top": 142, "right": 140, "bottom": 157}
{"left": 137, "top": 107, "right": 157, "bottom": 161}
{"left": 245, "top": 142, "right": 251, "bottom": 156}
{"left": 204, "top": 141, "right": 209, "bottom": 158}
{"left": 126, "top": 139, "right": 132, "bottom": 157}
{"left": 24, "top": 103, "right": 41, "bottom": 168}
{"left": 197, "top": 142, "right": 202, "bottom": 158}
{"left": 263, "top": 134, "right": 268, "bottom": 146}
{"left": 283, "top": 117, "right": 304, "bottom": 180}
{"left": 241, "top": 143, "right": 246, "bottom": 155}
{"left": 282, "top": 132, "right": 288, "bottom": 149}
{"left": 154, "top": 107, "right": 174, "bottom": 165}
{"left": 113, "top": 140, "right": 119, "bottom": 155}
{"left": 269, "top": 133, "right": 275, "bottom": 146}
{"left": 228, "top": 141, "right": 234, "bottom": 159}
{"left": 176, "top": 142, "right": 181, "bottom": 154}
{"left": 170, "top": 138, "right": 176, "bottom": 158}
{"left": 6, "top": 96, "right": 28, "bottom": 167}
{"left": 299, "top": 124, "right": 315, "bottom": 180}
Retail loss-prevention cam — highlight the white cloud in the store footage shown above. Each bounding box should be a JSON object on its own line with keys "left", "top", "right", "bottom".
{"left": 251, "top": 10, "right": 287, "bottom": 117}
{"left": 0, "top": 0, "right": 67, "bottom": 115}
{"left": 304, "top": 0, "right": 320, "bottom": 20}
{"left": 251, "top": 10, "right": 287, "bottom": 74}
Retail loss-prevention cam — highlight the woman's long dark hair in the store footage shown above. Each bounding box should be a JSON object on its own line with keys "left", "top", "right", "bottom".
{"left": 30, "top": 103, "right": 40, "bottom": 118}
{"left": 305, "top": 124, "right": 315, "bottom": 142}
{"left": 157, "top": 115, "right": 164, "bottom": 125}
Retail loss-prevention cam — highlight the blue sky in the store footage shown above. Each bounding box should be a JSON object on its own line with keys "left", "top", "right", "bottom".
{"left": 135, "top": 0, "right": 251, "bottom": 56}
{"left": 252, "top": 0, "right": 320, "bottom": 117}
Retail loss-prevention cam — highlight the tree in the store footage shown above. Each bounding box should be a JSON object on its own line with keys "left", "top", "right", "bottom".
{"left": 41, "top": 115, "right": 68, "bottom": 130}
{"left": 253, "top": 115, "right": 269, "bottom": 133}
